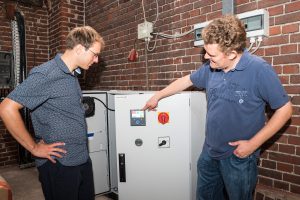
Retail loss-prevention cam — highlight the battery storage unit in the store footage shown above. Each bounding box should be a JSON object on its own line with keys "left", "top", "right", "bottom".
{"left": 83, "top": 91, "right": 110, "bottom": 195}
{"left": 115, "top": 92, "right": 207, "bottom": 200}
{"left": 83, "top": 90, "right": 144, "bottom": 196}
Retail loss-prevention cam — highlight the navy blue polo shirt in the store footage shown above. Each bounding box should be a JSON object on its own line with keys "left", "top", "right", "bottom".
{"left": 190, "top": 50, "right": 289, "bottom": 159}
{"left": 8, "top": 54, "right": 89, "bottom": 167}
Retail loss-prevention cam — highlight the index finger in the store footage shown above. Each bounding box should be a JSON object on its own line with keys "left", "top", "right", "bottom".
{"left": 49, "top": 142, "right": 65, "bottom": 147}
{"left": 142, "top": 104, "right": 150, "bottom": 111}
{"left": 142, "top": 104, "right": 157, "bottom": 111}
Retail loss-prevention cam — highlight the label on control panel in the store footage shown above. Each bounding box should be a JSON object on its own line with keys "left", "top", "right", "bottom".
{"left": 130, "top": 110, "right": 146, "bottom": 126}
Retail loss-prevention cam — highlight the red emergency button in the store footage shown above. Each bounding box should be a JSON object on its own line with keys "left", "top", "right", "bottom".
{"left": 158, "top": 112, "right": 169, "bottom": 124}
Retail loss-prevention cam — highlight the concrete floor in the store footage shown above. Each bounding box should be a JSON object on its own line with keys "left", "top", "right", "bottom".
{"left": 0, "top": 165, "right": 113, "bottom": 200}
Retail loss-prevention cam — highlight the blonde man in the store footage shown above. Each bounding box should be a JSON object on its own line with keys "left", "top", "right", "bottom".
{"left": 0, "top": 26, "right": 104, "bottom": 200}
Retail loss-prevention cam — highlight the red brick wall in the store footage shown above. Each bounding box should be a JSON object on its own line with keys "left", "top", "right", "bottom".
{"left": 0, "top": 0, "right": 84, "bottom": 167}
{"left": 85, "top": 0, "right": 300, "bottom": 198}
{"left": 236, "top": 0, "right": 300, "bottom": 197}
{"left": 0, "top": 1, "right": 49, "bottom": 167}
{"left": 0, "top": 0, "right": 299, "bottom": 198}
{"left": 48, "top": 0, "right": 85, "bottom": 58}
{"left": 0, "top": 1, "right": 17, "bottom": 164}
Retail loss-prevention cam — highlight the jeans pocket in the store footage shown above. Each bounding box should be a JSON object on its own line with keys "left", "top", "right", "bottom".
{"left": 232, "top": 153, "right": 249, "bottom": 162}
{"left": 232, "top": 152, "right": 257, "bottom": 162}
{"left": 221, "top": 153, "right": 258, "bottom": 200}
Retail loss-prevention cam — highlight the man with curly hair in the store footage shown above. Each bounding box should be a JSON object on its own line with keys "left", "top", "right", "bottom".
{"left": 143, "top": 15, "right": 292, "bottom": 200}
{"left": 0, "top": 26, "right": 104, "bottom": 200}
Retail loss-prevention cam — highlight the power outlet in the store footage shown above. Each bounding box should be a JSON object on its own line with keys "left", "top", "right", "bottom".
{"left": 138, "top": 21, "right": 153, "bottom": 40}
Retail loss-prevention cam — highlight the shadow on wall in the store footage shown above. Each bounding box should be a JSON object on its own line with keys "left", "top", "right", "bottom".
{"left": 82, "top": 57, "right": 107, "bottom": 89}
{"left": 200, "top": 47, "right": 208, "bottom": 63}
{"left": 185, "top": 47, "right": 208, "bottom": 92}
{"left": 260, "top": 105, "right": 291, "bottom": 155}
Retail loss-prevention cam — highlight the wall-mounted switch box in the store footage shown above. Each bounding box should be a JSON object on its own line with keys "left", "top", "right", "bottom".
{"left": 194, "top": 21, "right": 210, "bottom": 46}
{"left": 194, "top": 9, "right": 269, "bottom": 46}
{"left": 138, "top": 21, "right": 153, "bottom": 40}
{"left": 237, "top": 9, "right": 269, "bottom": 38}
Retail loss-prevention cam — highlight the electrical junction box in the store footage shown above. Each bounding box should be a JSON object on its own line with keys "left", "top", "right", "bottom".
{"left": 194, "top": 9, "right": 269, "bottom": 46}
{"left": 194, "top": 21, "right": 210, "bottom": 46}
{"left": 138, "top": 21, "right": 153, "bottom": 40}
{"left": 237, "top": 9, "right": 269, "bottom": 38}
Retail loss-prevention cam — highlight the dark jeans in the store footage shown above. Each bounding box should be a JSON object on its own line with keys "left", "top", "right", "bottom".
{"left": 197, "top": 150, "right": 258, "bottom": 200}
{"left": 37, "top": 158, "right": 95, "bottom": 200}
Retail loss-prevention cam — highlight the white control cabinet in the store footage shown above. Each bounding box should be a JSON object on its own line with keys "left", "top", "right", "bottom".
{"left": 115, "top": 92, "right": 207, "bottom": 200}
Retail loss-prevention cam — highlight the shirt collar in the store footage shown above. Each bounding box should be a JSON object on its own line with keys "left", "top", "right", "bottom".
{"left": 54, "top": 54, "right": 74, "bottom": 75}
{"left": 230, "top": 49, "right": 251, "bottom": 72}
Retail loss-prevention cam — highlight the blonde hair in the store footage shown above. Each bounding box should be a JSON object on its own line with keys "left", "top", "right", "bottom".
{"left": 202, "top": 15, "right": 246, "bottom": 54}
{"left": 66, "top": 26, "right": 105, "bottom": 50}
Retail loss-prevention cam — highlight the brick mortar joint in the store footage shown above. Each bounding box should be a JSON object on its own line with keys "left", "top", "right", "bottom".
{"left": 256, "top": 183, "right": 300, "bottom": 199}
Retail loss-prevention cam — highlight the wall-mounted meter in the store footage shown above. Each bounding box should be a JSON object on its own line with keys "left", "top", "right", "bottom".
{"left": 194, "top": 9, "right": 269, "bottom": 47}
{"left": 237, "top": 9, "right": 269, "bottom": 38}
{"left": 130, "top": 110, "right": 146, "bottom": 126}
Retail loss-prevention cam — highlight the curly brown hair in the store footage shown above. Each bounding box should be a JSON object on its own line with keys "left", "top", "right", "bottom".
{"left": 202, "top": 15, "right": 246, "bottom": 54}
{"left": 66, "top": 26, "right": 105, "bottom": 50}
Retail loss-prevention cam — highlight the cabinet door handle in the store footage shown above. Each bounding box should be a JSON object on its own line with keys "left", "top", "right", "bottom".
{"left": 119, "top": 153, "right": 126, "bottom": 182}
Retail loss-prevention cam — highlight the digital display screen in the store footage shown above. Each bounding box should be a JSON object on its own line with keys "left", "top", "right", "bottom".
{"left": 131, "top": 110, "right": 144, "bottom": 118}
{"left": 130, "top": 109, "right": 146, "bottom": 126}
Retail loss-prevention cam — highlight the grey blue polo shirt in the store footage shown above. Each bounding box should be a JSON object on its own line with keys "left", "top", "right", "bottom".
{"left": 8, "top": 54, "right": 89, "bottom": 167}
{"left": 190, "top": 50, "right": 289, "bottom": 159}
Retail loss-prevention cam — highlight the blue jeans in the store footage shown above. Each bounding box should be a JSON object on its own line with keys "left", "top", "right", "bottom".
{"left": 197, "top": 150, "right": 258, "bottom": 200}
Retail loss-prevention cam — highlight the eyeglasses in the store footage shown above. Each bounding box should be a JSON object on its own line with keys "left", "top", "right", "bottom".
{"left": 88, "top": 49, "right": 100, "bottom": 58}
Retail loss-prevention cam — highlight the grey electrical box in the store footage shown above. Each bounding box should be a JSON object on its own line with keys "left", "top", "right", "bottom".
{"left": 0, "top": 52, "right": 13, "bottom": 87}
{"left": 195, "top": 28, "right": 203, "bottom": 43}
{"left": 237, "top": 9, "right": 269, "bottom": 38}
{"left": 194, "top": 9, "right": 269, "bottom": 46}
{"left": 194, "top": 21, "right": 210, "bottom": 46}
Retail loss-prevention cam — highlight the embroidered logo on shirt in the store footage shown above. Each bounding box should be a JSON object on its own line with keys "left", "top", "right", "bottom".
{"left": 208, "top": 82, "right": 248, "bottom": 104}
{"left": 235, "top": 90, "right": 248, "bottom": 104}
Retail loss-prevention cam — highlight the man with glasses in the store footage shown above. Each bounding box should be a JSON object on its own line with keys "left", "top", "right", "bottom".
{"left": 0, "top": 26, "right": 104, "bottom": 200}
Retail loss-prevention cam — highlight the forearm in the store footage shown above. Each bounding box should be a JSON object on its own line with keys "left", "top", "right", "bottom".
{"left": 249, "top": 101, "right": 293, "bottom": 149}
{"left": 0, "top": 100, "right": 36, "bottom": 153}
{"left": 155, "top": 75, "right": 193, "bottom": 100}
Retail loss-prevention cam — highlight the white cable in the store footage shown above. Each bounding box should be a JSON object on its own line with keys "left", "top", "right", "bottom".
{"left": 141, "top": 0, "right": 159, "bottom": 25}
{"left": 152, "top": 28, "right": 195, "bottom": 39}
{"left": 145, "top": 27, "right": 195, "bottom": 51}
{"left": 142, "top": 0, "right": 194, "bottom": 50}
{"left": 247, "top": 37, "right": 256, "bottom": 51}
{"left": 146, "top": 33, "right": 158, "bottom": 52}
{"left": 251, "top": 36, "right": 262, "bottom": 54}
{"left": 152, "top": 0, "right": 159, "bottom": 26}
{"left": 141, "top": 0, "right": 146, "bottom": 22}
{"left": 141, "top": 0, "right": 159, "bottom": 51}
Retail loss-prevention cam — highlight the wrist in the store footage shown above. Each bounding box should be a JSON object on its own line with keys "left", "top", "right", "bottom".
{"left": 248, "top": 138, "right": 260, "bottom": 150}
{"left": 29, "top": 143, "right": 38, "bottom": 155}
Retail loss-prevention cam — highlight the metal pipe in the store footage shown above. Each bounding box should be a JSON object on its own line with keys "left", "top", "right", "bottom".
{"left": 222, "top": 0, "right": 235, "bottom": 15}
